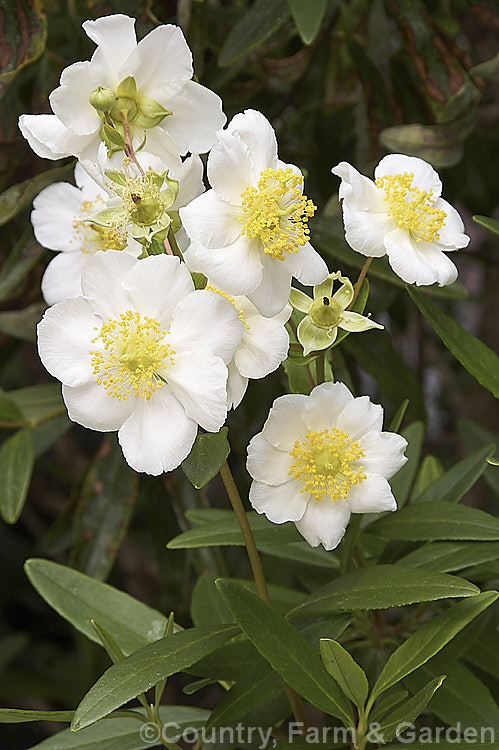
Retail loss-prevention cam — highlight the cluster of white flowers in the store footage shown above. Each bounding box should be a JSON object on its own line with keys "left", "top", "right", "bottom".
{"left": 23, "top": 13, "right": 469, "bottom": 548}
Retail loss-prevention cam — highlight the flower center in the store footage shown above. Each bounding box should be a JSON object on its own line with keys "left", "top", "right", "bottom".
{"left": 375, "top": 172, "right": 446, "bottom": 243}
{"left": 122, "top": 172, "right": 166, "bottom": 226}
{"left": 205, "top": 285, "right": 250, "bottom": 329}
{"left": 288, "top": 427, "right": 366, "bottom": 502}
{"left": 309, "top": 296, "right": 343, "bottom": 329}
{"left": 89, "top": 311, "right": 175, "bottom": 401}
{"left": 73, "top": 198, "right": 128, "bottom": 253}
{"left": 239, "top": 167, "right": 316, "bottom": 261}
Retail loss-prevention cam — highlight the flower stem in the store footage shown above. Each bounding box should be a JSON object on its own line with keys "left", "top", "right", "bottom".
{"left": 315, "top": 351, "right": 325, "bottom": 385}
{"left": 121, "top": 112, "right": 145, "bottom": 176}
{"left": 348, "top": 257, "right": 373, "bottom": 309}
{"left": 219, "top": 459, "right": 309, "bottom": 732}
{"left": 219, "top": 460, "right": 269, "bottom": 602}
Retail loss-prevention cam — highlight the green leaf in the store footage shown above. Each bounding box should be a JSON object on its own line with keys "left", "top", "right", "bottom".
{"left": 72, "top": 624, "right": 238, "bottom": 730}
{"left": 219, "top": 0, "right": 289, "bottom": 66}
{"left": 167, "top": 511, "right": 301, "bottom": 548}
{"left": 389, "top": 422, "right": 424, "bottom": 507}
{"left": 216, "top": 579, "right": 354, "bottom": 724}
{"left": 388, "top": 399, "right": 409, "bottom": 433}
{"left": 24, "top": 706, "right": 209, "bottom": 749}
{"left": 464, "top": 622, "right": 499, "bottom": 681}
{"left": 457, "top": 418, "right": 499, "bottom": 498}
{"left": 412, "top": 444, "right": 495, "bottom": 504}
{"left": 0, "top": 0, "right": 46, "bottom": 93}
{"left": 379, "top": 120, "right": 472, "bottom": 168}
{"left": 0, "top": 708, "right": 74, "bottom": 724}
{"left": 9, "top": 383, "right": 64, "bottom": 424}
{"left": 0, "top": 389, "right": 24, "bottom": 423}
{"left": 0, "top": 229, "right": 44, "bottom": 301}
{"left": 370, "top": 689, "right": 409, "bottom": 722}
{"left": 369, "top": 501, "right": 499, "bottom": 541}
{"left": 24, "top": 559, "right": 168, "bottom": 655}
{"left": 72, "top": 436, "right": 138, "bottom": 580}
{"left": 408, "top": 287, "right": 499, "bottom": 400}
{"left": 473, "top": 214, "right": 499, "bottom": 235}
{"left": 287, "top": 565, "right": 478, "bottom": 618}
{"left": 181, "top": 428, "right": 230, "bottom": 489}
{"left": 411, "top": 455, "right": 444, "bottom": 499}
{"left": 377, "top": 676, "right": 445, "bottom": 744}
{"left": 0, "top": 165, "right": 71, "bottom": 226}
{"left": 0, "top": 428, "right": 34, "bottom": 524}
{"left": 397, "top": 541, "right": 499, "bottom": 574}
{"left": 288, "top": 0, "right": 328, "bottom": 45}
{"left": 319, "top": 639, "right": 369, "bottom": 709}
{"left": 0, "top": 302, "right": 45, "bottom": 342}
{"left": 369, "top": 591, "right": 498, "bottom": 701}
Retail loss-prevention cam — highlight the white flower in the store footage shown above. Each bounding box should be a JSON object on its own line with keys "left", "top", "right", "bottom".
{"left": 247, "top": 382, "right": 407, "bottom": 550}
{"left": 180, "top": 109, "right": 328, "bottom": 317}
{"left": 206, "top": 286, "right": 291, "bottom": 408}
{"left": 332, "top": 154, "right": 470, "bottom": 287}
{"left": 19, "top": 14, "right": 225, "bottom": 164}
{"left": 32, "top": 163, "right": 142, "bottom": 306}
{"left": 37, "top": 252, "right": 244, "bottom": 475}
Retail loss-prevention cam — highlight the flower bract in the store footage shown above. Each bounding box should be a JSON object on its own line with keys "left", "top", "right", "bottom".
{"left": 180, "top": 109, "right": 328, "bottom": 317}
{"left": 37, "top": 252, "right": 244, "bottom": 475}
{"left": 247, "top": 382, "right": 407, "bottom": 549}
{"left": 331, "top": 154, "right": 469, "bottom": 287}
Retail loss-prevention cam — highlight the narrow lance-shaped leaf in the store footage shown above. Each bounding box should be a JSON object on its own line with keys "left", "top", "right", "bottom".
{"left": 216, "top": 579, "right": 354, "bottom": 725}
{"left": 319, "top": 639, "right": 369, "bottom": 709}
{"left": 288, "top": 0, "right": 328, "bottom": 45}
{"left": 0, "top": 428, "right": 34, "bottom": 524}
{"left": 413, "top": 444, "right": 495, "bottom": 504}
{"left": 408, "top": 287, "right": 499, "bottom": 400}
{"left": 369, "top": 590, "right": 498, "bottom": 702}
{"left": 375, "top": 676, "right": 446, "bottom": 744}
{"left": 181, "top": 428, "right": 230, "bottom": 489}
{"left": 72, "top": 624, "right": 239, "bottom": 731}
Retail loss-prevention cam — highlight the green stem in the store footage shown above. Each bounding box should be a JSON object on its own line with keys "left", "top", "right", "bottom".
{"left": 315, "top": 351, "right": 325, "bottom": 385}
{"left": 348, "top": 257, "right": 373, "bottom": 309}
{"left": 219, "top": 460, "right": 269, "bottom": 602}
{"left": 219, "top": 459, "right": 309, "bottom": 732}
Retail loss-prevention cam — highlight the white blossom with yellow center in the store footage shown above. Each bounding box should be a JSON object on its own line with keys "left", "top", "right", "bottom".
{"left": 180, "top": 109, "right": 328, "bottom": 318}
{"left": 19, "top": 14, "right": 226, "bottom": 167}
{"left": 37, "top": 252, "right": 244, "bottom": 475}
{"left": 32, "top": 163, "right": 141, "bottom": 306}
{"left": 331, "top": 154, "right": 469, "bottom": 287}
{"left": 247, "top": 382, "right": 407, "bottom": 550}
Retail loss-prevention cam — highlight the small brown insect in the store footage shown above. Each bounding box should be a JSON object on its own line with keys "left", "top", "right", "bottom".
{"left": 131, "top": 193, "right": 141, "bottom": 204}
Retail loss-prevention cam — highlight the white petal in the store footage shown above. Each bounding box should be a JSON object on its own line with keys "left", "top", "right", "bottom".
{"left": 227, "top": 361, "right": 248, "bottom": 410}
{"left": 122, "top": 255, "right": 194, "bottom": 327}
{"left": 234, "top": 311, "right": 289, "bottom": 378}
{"left": 31, "top": 182, "right": 85, "bottom": 251}
{"left": 171, "top": 154, "right": 205, "bottom": 210}
{"left": 183, "top": 237, "right": 263, "bottom": 296}
{"left": 41, "top": 252, "right": 88, "bottom": 305}
{"left": 331, "top": 161, "right": 386, "bottom": 211}
{"left": 74, "top": 162, "right": 106, "bottom": 199}
{"left": 128, "top": 24, "right": 192, "bottom": 91}
{"left": 385, "top": 227, "right": 457, "bottom": 286}
{"left": 282, "top": 241, "right": 329, "bottom": 286}
{"left": 180, "top": 190, "right": 242, "bottom": 248}
{"left": 261, "top": 394, "right": 309, "bottom": 450}
{"left": 246, "top": 254, "right": 292, "bottom": 317}
{"left": 168, "top": 289, "right": 244, "bottom": 363}
{"left": 81, "top": 251, "right": 137, "bottom": 319}
{"left": 138, "top": 126, "right": 183, "bottom": 168}
{"left": 83, "top": 14, "right": 137, "bottom": 81}
{"left": 37, "top": 298, "right": 97, "bottom": 386}
{"left": 247, "top": 432, "right": 293, "bottom": 485}
{"left": 156, "top": 80, "right": 226, "bottom": 155}
{"left": 375, "top": 154, "right": 442, "bottom": 196}
{"left": 434, "top": 198, "right": 470, "bottom": 249}
{"left": 49, "top": 61, "right": 101, "bottom": 135}
{"left": 357, "top": 430, "right": 408, "bottom": 479}
{"left": 166, "top": 351, "right": 228, "bottom": 431}
{"left": 347, "top": 473, "right": 397, "bottom": 513}
{"left": 303, "top": 382, "right": 354, "bottom": 431}
{"left": 62, "top": 381, "right": 133, "bottom": 431}
{"left": 118, "top": 387, "right": 197, "bottom": 475}
{"left": 295, "top": 498, "right": 350, "bottom": 550}
{"left": 336, "top": 396, "right": 384, "bottom": 441}
{"left": 18, "top": 114, "right": 93, "bottom": 159}
{"left": 207, "top": 129, "right": 257, "bottom": 203}
{"left": 341, "top": 199, "right": 393, "bottom": 257}
{"left": 228, "top": 109, "right": 278, "bottom": 175}
{"left": 249, "top": 480, "right": 307, "bottom": 524}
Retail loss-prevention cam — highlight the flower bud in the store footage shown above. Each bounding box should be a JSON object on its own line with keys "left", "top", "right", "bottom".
{"left": 89, "top": 86, "right": 116, "bottom": 112}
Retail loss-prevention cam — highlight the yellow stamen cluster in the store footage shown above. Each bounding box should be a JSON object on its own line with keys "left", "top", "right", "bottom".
{"left": 72, "top": 198, "right": 128, "bottom": 253}
{"left": 288, "top": 427, "right": 366, "bottom": 502}
{"left": 239, "top": 167, "right": 316, "bottom": 261}
{"left": 376, "top": 171, "right": 446, "bottom": 243}
{"left": 89, "top": 310, "right": 175, "bottom": 401}
{"left": 206, "top": 285, "right": 250, "bottom": 329}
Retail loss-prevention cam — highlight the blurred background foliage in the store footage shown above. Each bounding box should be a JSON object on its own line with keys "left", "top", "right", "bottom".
{"left": 0, "top": 0, "right": 499, "bottom": 747}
